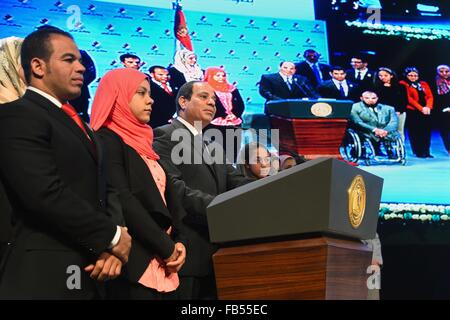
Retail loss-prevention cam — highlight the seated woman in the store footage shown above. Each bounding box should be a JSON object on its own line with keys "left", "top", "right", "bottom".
{"left": 204, "top": 66, "right": 245, "bottom": 162}
{"left": 90, "top": 68, "right": 186, "bottom": 299}
{"left": 236, "top": 142, "right": 273, "bottom": 179}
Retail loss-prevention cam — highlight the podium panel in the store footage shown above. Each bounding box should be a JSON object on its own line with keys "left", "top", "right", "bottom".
{"left": 207, "top": 158, "right": 382, "bottom": 243}
{"left": 213, "top": 237, "right": 371, "bottom": 300}
{"left": 266, "top": 99, "right": 354, "bottom": 159}
{"left": 207, "top": 158, "right": 382, "bottom": 300}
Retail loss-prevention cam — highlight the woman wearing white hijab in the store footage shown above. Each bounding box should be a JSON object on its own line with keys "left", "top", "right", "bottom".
{"left": 0, "top": 37, "right": 26, "bottom": 104}
{"left": 168, "top": 49, "right": 203, "bottom": 95}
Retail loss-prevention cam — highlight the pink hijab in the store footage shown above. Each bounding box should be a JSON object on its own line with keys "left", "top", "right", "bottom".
{"left": 90, "top": 68, "right": 159, "bottom": 160}
{"left": 204, "top": 66, "right": 236, "bottom": 93}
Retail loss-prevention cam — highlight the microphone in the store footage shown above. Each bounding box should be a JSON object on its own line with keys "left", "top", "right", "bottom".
{"left": 292, "top": 76, "right": 309, "bottom": 97}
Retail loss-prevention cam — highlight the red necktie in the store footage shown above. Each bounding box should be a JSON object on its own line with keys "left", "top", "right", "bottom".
{"left": 61, "top": 103, "right": 91, "bottom": 139}
{"left": 161, "top": 83, "right": 172, "bottom": 96}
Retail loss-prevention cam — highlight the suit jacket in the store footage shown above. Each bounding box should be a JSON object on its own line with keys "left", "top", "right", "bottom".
{"left": 318, "top": 79, "right": 360, "bottom": 102}
{"left": 350, "top": 102, "right": 399, "bottom": 141}
{"left": 213, "top": 89, "right": 245, "bottom": 121}
{"left": 0, "top": 90, "right": 117, "bottom": 299}
{"left": 346, "top": 68, "right": 375, "bottom": 92}
{"left": 399, "top": 80, "right": 434, "bottom": 112}
{"left": 259, "top": 73, "right": 319, "bottom": 103}
{"left": 295, "top": 61, "right": 331, "bottom": 88}
{"left": 149, "top": 79, "right": 176, "bottom": 129}
{"left": 0, "top": 179, "right": 12, "bottom": 258}
{"left": 153, "top": 119, "right": 252, "bottom": 277}
{"left": 96, "top": 128, "right": 186, "bottom": 284}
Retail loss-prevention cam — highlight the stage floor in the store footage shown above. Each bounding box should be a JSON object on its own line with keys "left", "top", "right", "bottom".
{"left": 361, "top": 131, "right": 450, "bottom": 205}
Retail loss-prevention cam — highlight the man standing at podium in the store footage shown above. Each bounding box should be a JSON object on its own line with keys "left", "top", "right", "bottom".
{"left": 259, "top": 61, "right": 319, "bottom": 112}
{"left": 153, "top": 81, "right": 253, "bottom": 300}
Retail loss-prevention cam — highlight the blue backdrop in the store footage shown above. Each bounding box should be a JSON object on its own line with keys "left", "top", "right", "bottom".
{"left": 0, "top": 0, "right": 329, "bottom": 114}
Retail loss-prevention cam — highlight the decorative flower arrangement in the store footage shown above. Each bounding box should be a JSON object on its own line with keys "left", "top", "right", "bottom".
{"left": 379, "top": 203, "right": 450, "bottom": 223}
{"left": 344, "top": 20, "right": 450, "bottom": 41}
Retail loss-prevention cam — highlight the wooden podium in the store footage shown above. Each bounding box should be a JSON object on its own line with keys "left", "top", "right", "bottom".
{"left": 266, "top": 99, "right": 353, "bottom": 159}
{"left": 207, "top": 158, "right": 383, "bottom": 300}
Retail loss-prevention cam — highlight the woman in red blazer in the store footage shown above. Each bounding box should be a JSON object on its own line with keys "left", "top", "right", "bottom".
{"left": 399, "top": 67, "right": 434, "bottom": 158}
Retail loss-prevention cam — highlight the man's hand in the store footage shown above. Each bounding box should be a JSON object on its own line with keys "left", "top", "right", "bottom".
{"left": 164, "top": 242, "right": 186, "bottom": 273}
{"left": 422, "top": 107, "right": 431, "bottom": 115}
{"left": 374, "top": 128, "right": 388, "bottom": 138}
{"left": 110, "top": 226, "right": 131, "bottom": 264}
{"left": 84, "top": 252, "right": 122, "bottom": 281}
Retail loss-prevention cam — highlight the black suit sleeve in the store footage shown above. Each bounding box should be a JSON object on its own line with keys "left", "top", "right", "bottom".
{"left": 232, "top": 89, "right": 245, "bottom": 118}
{"left": 259, "top": 75, "right": 282, "bottom": 101}
{"left": 0, "top": 111, "right": 116, "bottom": 256}
{"left": 97, "top": 130, "right": 175, "bottom": 260}
{"left": 153, "top": 129, "right": 215, "bottom": 226}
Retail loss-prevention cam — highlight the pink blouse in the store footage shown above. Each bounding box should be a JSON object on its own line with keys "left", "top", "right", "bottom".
{"left": 137, "top": 156, "right": 179, "bottom": 293}
{"left": 211, "top": 91, "right": 242, "bottom": 126}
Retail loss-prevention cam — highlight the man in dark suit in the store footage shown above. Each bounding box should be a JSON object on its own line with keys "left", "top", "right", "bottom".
{"left": 295, "top": 49, "right": 331, "bottom": 89}
{"left": 148, "top": 65, "right": 176, "bottom": 128}
{"left": 120, "top": 53, "right": 141, "bottom": 70}
{"left": 0, "top": 26, "right": 131, "bottom": 299}
{"left": 153, "top": 81, "right": 253, "bottom": 299}
{"left": 346, "top": 54, "right": 375, "bottom": 92}
{"left": 350, "top": 91, "right": 400, "bottom": 156}
{"left": 318, "top": 66, "right": 360, "bottom": 101}
{"left": 259, "top": 61, "right": 319, "bottom": 105}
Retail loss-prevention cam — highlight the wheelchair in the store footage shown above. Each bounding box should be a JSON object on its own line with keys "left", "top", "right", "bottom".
{"left": 340, "top": 128, "right": 406, "bottom": 165}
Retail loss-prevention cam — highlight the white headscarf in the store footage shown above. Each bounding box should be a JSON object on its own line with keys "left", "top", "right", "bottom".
{"left": 0, "top": 37, "right": 26, "bottom": 103}
{"left": 173, "top": 49, "right": 203, "bottom": 82}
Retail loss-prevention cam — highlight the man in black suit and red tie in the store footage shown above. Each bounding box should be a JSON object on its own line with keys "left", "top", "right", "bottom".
{"left": 295, "top": 49, "right": 331, "bottom": 89}
{"left": 0, "top": 26, "right": 131, "bottom": 299}
{"left": 148, "top": 65, "right": 177, "bottom": 129}
{"left": 318, "top": 66, "right": 360, "bottom": 101}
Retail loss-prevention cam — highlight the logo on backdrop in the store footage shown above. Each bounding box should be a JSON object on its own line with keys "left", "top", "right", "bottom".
{"left": 114, "top": 7, "right": 133, "bottom": 19}
{"left": 3, "top": 14, "right": 13, "bottom": 22}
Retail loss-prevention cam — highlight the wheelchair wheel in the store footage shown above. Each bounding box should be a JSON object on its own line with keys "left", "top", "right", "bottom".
{"left": 385, "top": 136, "right": 406, "bottom": 164}
{"left": 340, "top": 129, "right": 361, "bottom": 163}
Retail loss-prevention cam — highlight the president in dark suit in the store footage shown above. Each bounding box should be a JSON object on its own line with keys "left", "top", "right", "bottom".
{"left": 0, "top": 26, "right": 131, "bottom": 299}
{"left": 295, "top": 49, "right": 331, "bottom": 89}
{"left": 148, "top": 65, "right": 177, "bottom": 129}
{"left": 259, "top": 61, "right": 319, "bottom": 104}
{"left": 153, "top": 81, "right": 253, "bottom": 299}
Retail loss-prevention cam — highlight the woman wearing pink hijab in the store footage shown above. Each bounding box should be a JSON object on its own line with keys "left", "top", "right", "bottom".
{"left": 204, "top": 67, "right": 245, "bottom": 161}
{"left": 90, "top": 68, "right": 186, "bottom": 299}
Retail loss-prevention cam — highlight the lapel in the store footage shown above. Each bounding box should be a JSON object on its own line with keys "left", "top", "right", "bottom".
{"left": 173, "top": 119, "right": 218, "bottom": 182}
{"left": 126, "top": 145, "right": 171, "bottom": 219}
{"left": 275, "top": 73, "right": 291, "bottom": 92}
{"left": 24, "top": 90, "right": 98, "bottom": 162}
{"left": 360, "top": 102, "right": 378, "bottom": 122}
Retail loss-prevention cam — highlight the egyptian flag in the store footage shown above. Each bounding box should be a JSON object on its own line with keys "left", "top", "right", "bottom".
{"left": 174, "top": 3, "right": 193, "bottom": 51}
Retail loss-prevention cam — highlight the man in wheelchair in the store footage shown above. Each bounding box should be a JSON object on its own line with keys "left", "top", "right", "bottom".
{"left": 350, "top": 91, "right": 401, "bottom": 159}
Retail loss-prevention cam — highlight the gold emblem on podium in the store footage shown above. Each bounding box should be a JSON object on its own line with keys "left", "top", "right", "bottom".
{"left": 348, "top": 175, "right": 366, "bottom": 229}
{"left": 310, "top": 102, "right": 332, "bottom": 117}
